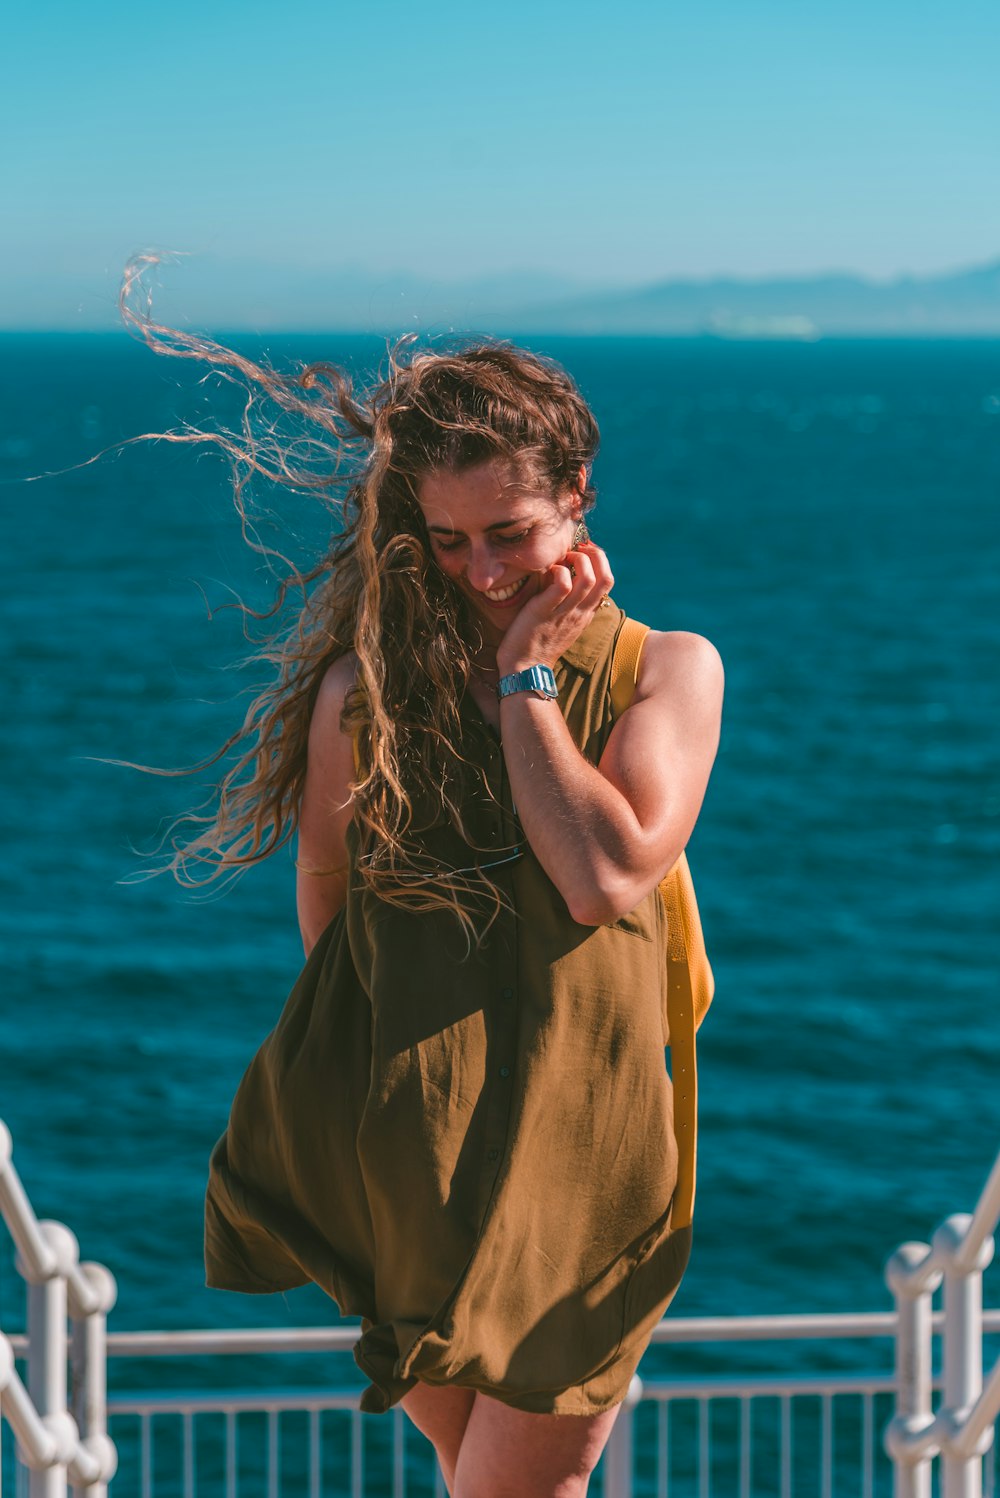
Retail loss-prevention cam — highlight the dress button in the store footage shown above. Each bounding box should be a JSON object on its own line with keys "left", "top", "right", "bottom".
{"left": 487, "top": 1149, "right": 499, "bottom": 1162}
{"left": 501, "top": 987, "right": 514, "bottom": 1001}
{"left": 499, "top": 1066, "right": 511, "bottom": 1079}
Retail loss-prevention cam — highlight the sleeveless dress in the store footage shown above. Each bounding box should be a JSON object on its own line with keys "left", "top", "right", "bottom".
{"left": 204, "top": 604, "right": 691, "bottom": 1416}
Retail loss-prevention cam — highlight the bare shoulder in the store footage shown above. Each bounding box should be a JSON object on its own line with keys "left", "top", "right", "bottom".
{"left": 310, "top": 651, "right": 359, "bottom": 738}
{"left": 635, "top": 630, "right": 724, "bottom": 708}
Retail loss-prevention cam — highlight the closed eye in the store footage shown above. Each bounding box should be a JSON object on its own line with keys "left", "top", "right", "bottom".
{"left": 433, "top": 528, "right": 531, "bottom": 553}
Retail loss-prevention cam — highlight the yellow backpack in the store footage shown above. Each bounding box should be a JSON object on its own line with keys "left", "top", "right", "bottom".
{"left": 609, "top": 617, "right": 714, "bottom": 1230}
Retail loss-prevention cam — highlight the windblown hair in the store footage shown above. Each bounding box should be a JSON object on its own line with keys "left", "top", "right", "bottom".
{"left": 119, "top": 254, "right": 600, "bottom": 930}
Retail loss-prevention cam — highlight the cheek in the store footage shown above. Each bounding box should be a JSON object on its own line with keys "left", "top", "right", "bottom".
{"left": 518, "top": 532, "right": 573, "bottom": 572}
{"left": 430, "top": 549, "right": 464, "bottom": 580}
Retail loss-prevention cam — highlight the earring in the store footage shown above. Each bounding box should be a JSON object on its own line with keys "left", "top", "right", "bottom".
{"left": 572, "top": 520, "right": 590, "bottom": 547}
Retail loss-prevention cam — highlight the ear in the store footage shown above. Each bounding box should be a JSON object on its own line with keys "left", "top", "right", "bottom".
{"left": 571, "top": 463, "right": 587, "bottom": 517}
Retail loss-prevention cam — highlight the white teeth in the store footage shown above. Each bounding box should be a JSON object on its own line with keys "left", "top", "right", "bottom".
{"left": 483, "top": 576, "right": 528, "bottom": 603}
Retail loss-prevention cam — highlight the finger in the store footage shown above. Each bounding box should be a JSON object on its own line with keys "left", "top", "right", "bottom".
{"left": 542, "top": 563, "right": 575, "bottom": 603}
{"left": 564, "top": 549, "right": 596, "bottom": 589}
{"left": 593, "top": 557, "right": 615, "bottom": 597}
{"left": 577, "top": 545, "right": 614, "bottom": 600}
{"left": 557, "top": 551, "right": 596, "bottom": 610}
{"left": 578, "top": 541, "right": 613, "bottom": 585}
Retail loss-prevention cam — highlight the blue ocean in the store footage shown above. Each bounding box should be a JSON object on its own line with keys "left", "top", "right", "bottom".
{"left": 2, "top": 333, "right": 999, "bottom": 1491}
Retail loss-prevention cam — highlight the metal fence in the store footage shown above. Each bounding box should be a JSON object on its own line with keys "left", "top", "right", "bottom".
{"left": 4, "top": 1313, "right": 999, "bottom": 1497}
{"left": 3, "top": 1118, "right": 999, "bottom": 1496}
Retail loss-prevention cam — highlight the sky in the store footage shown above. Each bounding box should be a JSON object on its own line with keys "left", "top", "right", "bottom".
{"left": 2, "top": 0, "right": 999, "bottom": 327}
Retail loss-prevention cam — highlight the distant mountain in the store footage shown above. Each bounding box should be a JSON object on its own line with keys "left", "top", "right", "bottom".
{"left": 5, "top": 256, "right": 1000, "bottom": 336}
{"left": 500, "top": 260, "right": 1000, "bottom": 337}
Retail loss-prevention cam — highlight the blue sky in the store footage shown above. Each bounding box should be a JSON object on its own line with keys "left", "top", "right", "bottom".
{"left": 2, "top": 0, "right": 999, "bottom": 326}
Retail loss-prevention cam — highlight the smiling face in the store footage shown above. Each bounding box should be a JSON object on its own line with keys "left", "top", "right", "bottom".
{"left": 416, "top": 460, "right": 581, "bottom": 646}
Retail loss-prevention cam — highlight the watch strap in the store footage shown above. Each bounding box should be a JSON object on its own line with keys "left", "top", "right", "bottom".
{"left": 496, "top": 664, "right": 558, "bottom": 700}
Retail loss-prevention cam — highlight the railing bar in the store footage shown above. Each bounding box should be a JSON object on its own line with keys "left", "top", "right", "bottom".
{"left": 862, "top": 1391, "right": 873, "bottom": 1498}
{"left": 141, "top": 1412, "right": 152, "bottom": 1498}
{"left": 957, "top": 1150, "right": 1000, "bottom": 1272}
{"left": 104, "top": 1328, "right": 363, "bottom": 1358}
{"left": 110, "top": 1390, "right": 364, "bottom": 1416}
{"left": 183, "top": 1410, "right": 194, "bottom": 1498}
{"left": 698, "top": 1398, "right": 710, "bottom": 1498}
{"left": 640, "top": 1373, "right": 898, "bottom": 1400}
{"left": 90, "top": 1306, "right": 1000, "bottom": 1361}
{"left": 393, "top": 1410, "right": 406, "bottom": 1498}
{"left": 351, "top": 1410, "right": 364, "bottom": 1498}
{"left": 226, "top": 1410, "right": 236, "bottom": 1498}
{"left": 821, "top": 1392, "right": 833, "bottom": 1498}
{"left": 102, "top": 1371, "right": 934, "bottom": 1417}
{"left": 657, "top": 1400, "right": 669, "bottom": 1498}
{"left": 267, "top": 1408, "right": 279, "bottom": 1498}
{"left": 307, "top": 1407, "right": 319, "bottom": 1498}
{"left": 649, "top": 1311, "right": 903, "bottom": 1344}
{"left": 740, "top": 1396, "right": 751, "bottom": 1498}
{"left": 781, "top": 1393, "right": 791, "bottom": 1498}
{"left": 0, "top": 1154, "right": 59, "bottom": 1281}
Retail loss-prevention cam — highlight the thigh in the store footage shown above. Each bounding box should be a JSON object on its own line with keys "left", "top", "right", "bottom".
{"left": 453, "top": 1391, "right": 621, "bottom": 1498}
{"left": 400, "top": 1381, "right": 476, "bottom": 1486}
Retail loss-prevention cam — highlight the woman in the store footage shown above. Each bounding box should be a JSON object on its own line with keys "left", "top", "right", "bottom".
{"left": 155, "top": 326, "right": 724, "bottom": 1497}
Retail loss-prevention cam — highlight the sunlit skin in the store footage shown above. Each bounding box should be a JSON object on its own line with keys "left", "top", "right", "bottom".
{"left": 415, "top": 459, "right": 614, "bottom": 728}
{"left": 417, "top": 459, "right": 589, "bottom": 655}
{"left": 294, "top": 459, "right": 724, "bottom": 1498}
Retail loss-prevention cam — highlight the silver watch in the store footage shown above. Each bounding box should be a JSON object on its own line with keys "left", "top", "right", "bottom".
{"left": 496, "top": 665, "right": 558, "bottom": 700}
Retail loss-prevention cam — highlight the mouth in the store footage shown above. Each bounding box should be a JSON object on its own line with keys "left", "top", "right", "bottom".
{"left": 472, "top": 574, "right": 531, "bottom": 608}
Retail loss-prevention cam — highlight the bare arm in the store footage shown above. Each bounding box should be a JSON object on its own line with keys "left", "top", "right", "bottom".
{"left": 496, "top": 546, "right": 724, "bottom": 925}
{"left": 295, "top": 653, "right": 358, "bottom": 957}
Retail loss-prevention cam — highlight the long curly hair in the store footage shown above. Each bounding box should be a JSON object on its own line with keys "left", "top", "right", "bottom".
{"left": 120, "top": 254, "right": 600, "bottom": 929}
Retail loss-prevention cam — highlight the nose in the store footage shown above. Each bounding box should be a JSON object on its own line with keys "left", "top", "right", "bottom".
{"left": 464, "top": 542, "right": 503, "bottom": 593}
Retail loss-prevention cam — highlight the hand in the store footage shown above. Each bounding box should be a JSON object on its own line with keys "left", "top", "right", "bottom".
{"left": 495, "top": 541, "right": 614, "bottom": 676}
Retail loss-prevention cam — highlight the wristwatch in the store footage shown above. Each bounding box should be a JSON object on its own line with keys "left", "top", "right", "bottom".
{"left": 496, "top": 665, "right": 559, "bottom": 701}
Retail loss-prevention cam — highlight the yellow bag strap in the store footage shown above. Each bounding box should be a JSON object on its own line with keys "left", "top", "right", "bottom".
{"left": 609, "top": 617, "right": 700, "bottom": 1231}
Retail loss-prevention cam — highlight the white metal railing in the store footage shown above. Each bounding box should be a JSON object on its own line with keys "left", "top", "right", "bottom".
{"left": 3, "top": 1113, "right": 999, "bottom": 1497}
{"left": 0, "top": 1121, "right": 118, "bottom": 1498}
{"left": 885, "top": 1148, "right": 1000, "bottom": 1498}
{"left": 21, "top": 1317, "right": 995, "bottom": 1498}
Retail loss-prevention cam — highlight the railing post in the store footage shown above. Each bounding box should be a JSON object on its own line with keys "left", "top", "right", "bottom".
{"left": 935, "top": 1216, "right": 994, "bottom": 1498}
{"left": 885, "top": 1242, "right": 940, "bottom": 1498}
{"left": 20, "top": 1221, "right": 80, "bottom": 1498}
{"left": 70, "top": 1263, "right": 118, "bottom": 1498}
{"left": 1, "top": 1332, "right": 12, "bottom": 1494}
{"left": 603, "top": 1373, "right": 641, "bottom": 1498}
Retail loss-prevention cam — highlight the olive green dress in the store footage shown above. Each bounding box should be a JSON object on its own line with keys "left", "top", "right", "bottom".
{"left": 205, "top": 604, "right": 691, "bottom": 1416}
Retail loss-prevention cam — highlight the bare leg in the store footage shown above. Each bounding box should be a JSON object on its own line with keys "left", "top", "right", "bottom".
{"left": 453, "top": 1391, "right": 622, "bottom": 1498}
{"left": 400, "top": 1382, "right": 477, "bottom": 1496}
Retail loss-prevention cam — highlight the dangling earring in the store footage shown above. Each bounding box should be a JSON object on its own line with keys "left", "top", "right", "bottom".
{"left": 572, "top": 519, "right": 590, "bottom": 547}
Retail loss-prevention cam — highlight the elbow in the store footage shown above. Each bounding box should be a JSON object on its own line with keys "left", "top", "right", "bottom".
{"left": 565, "top": 849, "right": 686, "bottom": 928}
{"left": 565, "top": 879, "right": 640, "bottom": 929}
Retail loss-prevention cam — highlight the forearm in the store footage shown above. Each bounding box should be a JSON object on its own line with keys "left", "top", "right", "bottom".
{"left": 498, "top": 692, "right": 659, "bottom": 925}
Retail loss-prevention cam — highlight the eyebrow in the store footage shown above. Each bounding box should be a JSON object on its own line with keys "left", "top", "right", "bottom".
{"left": 426, "top": 517, "right": 533, "bottom": 536}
